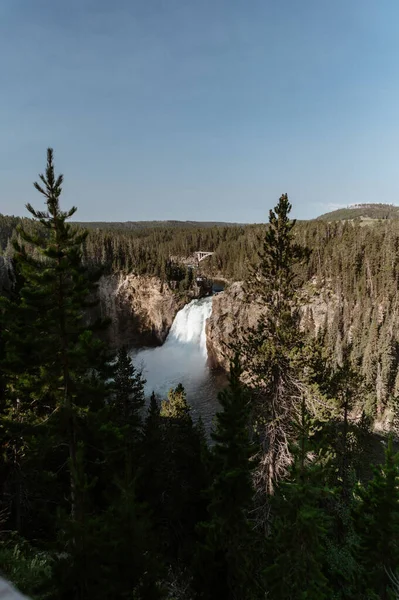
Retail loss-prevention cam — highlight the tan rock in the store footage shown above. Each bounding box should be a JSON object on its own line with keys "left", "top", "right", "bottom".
{"left": 98, "top": 273, "right": 185, "bottom": 348}
{"left": 206, "top": 279, "right": 341, "bottom": 371}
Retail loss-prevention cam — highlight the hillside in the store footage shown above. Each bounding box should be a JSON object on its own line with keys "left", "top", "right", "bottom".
{"left": 316, "top": 203, "right": 399, "bottom": 221}
{"left": 74, "top": 219, "right": 241, "bottom": 231}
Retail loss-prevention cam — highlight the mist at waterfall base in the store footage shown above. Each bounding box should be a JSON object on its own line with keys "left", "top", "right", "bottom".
{"left": 132, "top": 297, "right": 225, "bottom": 427}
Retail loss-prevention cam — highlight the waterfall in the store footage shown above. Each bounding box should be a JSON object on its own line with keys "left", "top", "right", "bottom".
{"left": 132, "top": 295, "right": 224, "bottom": 426}
{"left": 133, "top": 296, "right": 214, "bottom": 399}
{"left": 165, "top": 297, "right": 213, "bottom": 355}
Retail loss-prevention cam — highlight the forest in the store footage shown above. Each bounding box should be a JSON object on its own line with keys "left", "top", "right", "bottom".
{"left": 1, "top": 150, "right": 399, "bottom": 599}
{"left": 3, "top": 197, "right": 399, "bottom": 410}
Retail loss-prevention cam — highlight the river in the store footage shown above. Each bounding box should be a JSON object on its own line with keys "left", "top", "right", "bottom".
{"left": 132, "top": 296, "right": 225, "bottom": 428}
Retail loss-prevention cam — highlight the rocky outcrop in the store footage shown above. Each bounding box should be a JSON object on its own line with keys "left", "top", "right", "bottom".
{"left": 206, "top": 280, "right": 340, "bottom": 370}
{"left": 98, "top": 273, "right": 185, "bottom": 348}
{"left": 206, "top": 283, "right": 262, "bottom": 369}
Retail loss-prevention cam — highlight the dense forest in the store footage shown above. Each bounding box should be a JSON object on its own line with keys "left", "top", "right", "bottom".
{"left": 4, "top": 200, "right": 399, "bottom": 412}
{"left": 1, "top": 151, "right": 399, "bottom": 599}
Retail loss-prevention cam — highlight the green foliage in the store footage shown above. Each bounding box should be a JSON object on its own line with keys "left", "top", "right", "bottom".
{"left": 53, "top": 482, "right": 163, "bottom": 600}
{"left": 161, "top": 383, "right": 191, "bottom": 420}
{"left": 112, "top": 346, "right": 146, "bottom": 424}
{"left": 0, "top": 149, "right": 110, "bottom": 537}
{"left": 0, "top": 537, "right": 54, "bottom": 600}
{"left": 138, "top": 392, "right": 164, "bottom": 515}
{"left": 266, "top": 402, "right": 332, "bottom": 600}
{"left": 354, "top": 437, "right": 399, "bottom": 599}
{"left": 139, "top": 385, "right": 208, "bottom": 566}
{"left": 108, "top": 347, "right": 146, "bottom": 480}
{"left": 194, "top": 356, "right": 262, "bottom": 600}
{"left": 306, "top": 356, "right": 372, "bottom": 599}
{"left": 239, "top": 194, "right": 310, "bottom": 494}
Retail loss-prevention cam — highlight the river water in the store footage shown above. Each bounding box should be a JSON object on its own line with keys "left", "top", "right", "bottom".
{"left": 132, "top": 296, "right": 225, "bottom": 427}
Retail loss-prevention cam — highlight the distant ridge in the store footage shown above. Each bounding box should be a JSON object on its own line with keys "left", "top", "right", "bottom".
{"left": 316, "top": 203, "right": 399, "bottom": 221}
{"left": 74, "top": 220, "right": 242, "bottom": 231}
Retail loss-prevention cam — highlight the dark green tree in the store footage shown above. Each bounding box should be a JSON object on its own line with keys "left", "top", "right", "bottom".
{"left": 194, "top": 356, "right": 262, "bottom": 600}
{"left": 138, "top": 392, "right": 164, "bottom": 515}
{"left": 354, "top": 437, "right": 399, "bottom": 599}
{"left": 112, "top": 346, "right": 146, "bottom": 427}
{"left": 240, "top": 194, "right": 310, "bottom": 496}
{"left": 108, "top": 347, "right": 146, "bottom": 482}
{"left": 54, "top": 472, "right": 163, "bottom": 600}
{"left": 1, "top": 148, "right": 110, "bottom": 526}
{"left": 266, "top": 400, "right": 332, "bottom": 600}
{"left": 158, "top": 384, "right": 207, "bottom": 563}
{"left": 305, "top": 353, "right": 367, "bottom": 599}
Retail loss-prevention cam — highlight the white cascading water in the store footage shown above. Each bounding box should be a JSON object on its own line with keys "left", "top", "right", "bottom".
{"left": 132, "top": 296, "right": 215, "bottom": 401}
{"left": 133, "top": 295, "right": 226, "bottom": 427}
{"left": 164, "top": 297, "right": 212, "bottom": 355}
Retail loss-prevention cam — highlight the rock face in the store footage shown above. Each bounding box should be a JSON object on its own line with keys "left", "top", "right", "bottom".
{"left": 98, "top": 273, "right": 185, "bottom": 348}
{"left": 206, "top": 283, "right": 262, "bottom": 369}
{"left": 206, "top": 280, "right": 339, "bottom": 370}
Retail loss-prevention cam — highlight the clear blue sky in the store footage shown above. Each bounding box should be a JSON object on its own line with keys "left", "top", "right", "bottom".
{"left": 1, "top": 0, "right": 399, "bottom": 222}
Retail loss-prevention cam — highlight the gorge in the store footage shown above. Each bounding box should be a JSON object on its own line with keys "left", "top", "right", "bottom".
{"left": 133, "top": 296, "right": 224, "bottom": 426}
{"left": 3, "top": 209, "right": 399, "bottom": 421}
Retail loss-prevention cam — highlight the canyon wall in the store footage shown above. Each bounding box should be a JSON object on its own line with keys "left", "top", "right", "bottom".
{"left": 206, "top": 280, "right": 340, "bottom": 370}
{"left": 98, "top": 273, "right": 186, "bottom": 348}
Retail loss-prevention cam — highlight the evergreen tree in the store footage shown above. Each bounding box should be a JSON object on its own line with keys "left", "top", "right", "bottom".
{"left": 142, "top": 392, "right": 162, "bottom": 458}
{"left": 311, "top": 354, "right": 367, "bottom": 599}
{"left": 138, "top": 392, "right": 165, "bottom": 529}
{"left": 144, "top": 384, "right": 208, "bottom": 563}
{"left": 240, "top": 194, "right": 310, "bottom": 496}
{"left": 112, "top": 346, "right": 146, "bottom": 427}
{"left": 326, "top": 356, "right": 362, "bottom": 500}
{"left": 54, "top": 477, "right": 163, "bottom": 600}
{"left": 354, "top": 437, "right": 399, "bottom": 599}
{"left": 266, "top": 399, "right": 332, "bottom": 600}
{"left": 194, "top": 356, "right": 262, "bottom": 600}
{"left": 108, "top": 347, "right": 146, "bottom": 481}
{"left": 161, "top": 383, "right": 191, "bottom": 420}
{"left": 0, "top": 148, "right": 110, "bottom": 527}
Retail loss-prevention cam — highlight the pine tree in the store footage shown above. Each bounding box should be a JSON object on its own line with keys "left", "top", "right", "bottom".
{"left": 240, "top": 194, "right": 310, "bottom": 496}
{"left": 354, "top": 437, "right": 399, "bottom": 599}
{"left": 161, "top": 383, "right": 191, "bottom": 420}
{"left": 327, "top": 356, "right": 361, "bottom": 501}
{"left": 143, "top": 392, "right": 162, "bottom": 453}
{"left": 266, "top": 399, "right": 332, "bottom": 600}
{"left": 138, "top": 392, "right": 165, "bottom": 531}
{"left": 109, "top": 347, "right": 146, "bottom": 481}
{"left": 312, "top": 354, "right": 367, "bottom": 599}
{"left": 194, "top": 356, "right": 262, "bottom": 600}
{"left": 1, "top": 148, "right": 110, "bottom": 525}
{"left": 112, "top": 346, "right": 146, "bottom": 426}
{"left": 54, "top": 476, "right": 163, "bottom": 600}
{"left": 158, "top": 384, "right": 208, "bottom": 562}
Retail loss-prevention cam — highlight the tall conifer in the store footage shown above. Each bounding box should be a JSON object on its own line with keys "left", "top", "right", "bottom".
{"left": 266, "top": 400, "right": 332, "bottom": 599}
{"left": 1, "top": 148, "right": 110, "bottom": 523}
{"left": 240, "top": 194, "right": 309, "bottom": 495}
{"left": 354, "top": 437, "right": 399, "bottom": 599}
{"left": 194, "top": 356, "right": 262, "bottom": 600}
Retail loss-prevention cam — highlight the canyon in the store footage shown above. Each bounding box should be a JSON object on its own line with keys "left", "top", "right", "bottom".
{"left": 98, "top": 272, "right": 341, "bottom": 372}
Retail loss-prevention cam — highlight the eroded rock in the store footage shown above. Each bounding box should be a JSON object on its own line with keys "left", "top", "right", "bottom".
{"left": 98, "top": 273, "right": 186, "bottom": 348}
